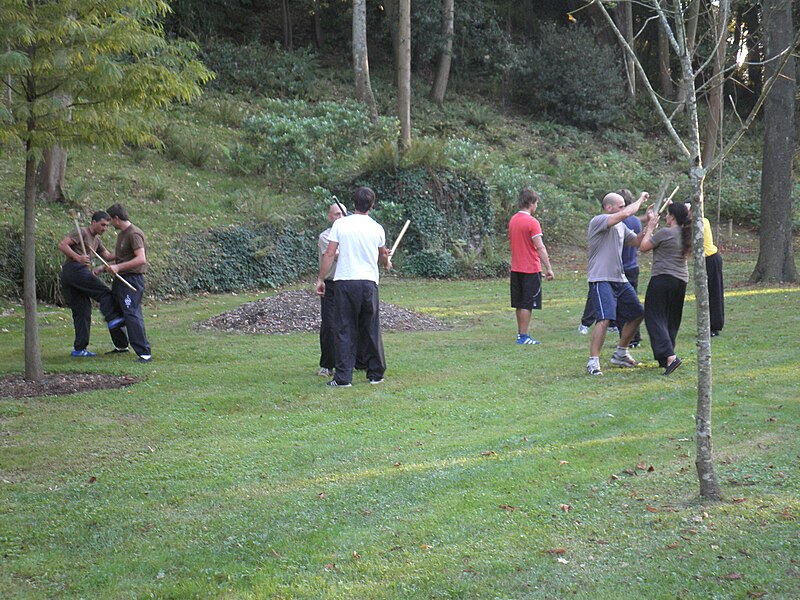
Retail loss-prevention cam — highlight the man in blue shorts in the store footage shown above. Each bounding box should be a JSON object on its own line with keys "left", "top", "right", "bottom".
{"left": 586, "top": 191, "right": 652, "bottom": 375}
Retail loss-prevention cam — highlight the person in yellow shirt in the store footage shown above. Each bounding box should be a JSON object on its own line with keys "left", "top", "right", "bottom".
{"left": 703, "top": 218, "right": 724, "bottom": 336}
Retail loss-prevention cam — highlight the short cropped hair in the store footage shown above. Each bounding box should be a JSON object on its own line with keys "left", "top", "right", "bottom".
{"left": 353, "top": 187, "right": 376, "bottom": 213}
{"left": 616, "top": 189, "right": 635, "bottom": 206}
{"left": 518, "top": 187, "right": 540, "bottom": 209}
{"left": 91, "top": 210, "right": 110, "bottom": 222}
{"left": 106, "top": 203, "right": 129, "bottom": 221}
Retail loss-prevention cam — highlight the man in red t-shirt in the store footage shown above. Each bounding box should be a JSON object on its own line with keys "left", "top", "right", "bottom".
{"left": 508, "top": 188, "right": 554, "bottom": 345}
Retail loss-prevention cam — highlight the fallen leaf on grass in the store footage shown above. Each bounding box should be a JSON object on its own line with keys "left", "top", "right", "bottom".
{"left": 720, "top": 572, "right": 744, "bottom": 580}
{"left": 766, "top": 417, "right": 777, "bottom": 422}
{"left": 420, "top": 544, "right": 433, "bottom": 550}
{"left": 732, "top": 497, "right": 747, "bottom": 504}
{"left": 557, "top": 557, "right": 569, "bottom": 564}
{"left": 393, "top": 462, "right": 402, "bottom": 467}
{"left": 666, "top": 542, "right": 680, "bottom": 549}
{"left": 87, "top": 476, "right": 96, "bottom": 484}
{"left": 546, "top": 548, "right": 567, "bottom": 555}
{"left": 499, "top": 504, "right": 517, "bottom": 512}
{"left": 646, "top": 506, "right": 659, "bottom": 513}
{"left": 318, "top": 493, "right": 326, "bottom": 499}
{"left": 559, "top": 460, "right": 569, "bottom": 465}
{"left": 623, "top": 468, "right": 636, "bottom": 476}
{"left": 352, "top": 551, "right": 361, "bottom": 560}
{"left": 559, "top": 504, "right": 572, "bottom": 513}
{"left": 324, "top": 563, "right": 336, "bottom": 570}
{"left": 481, "top": 451, "right": 497, "bottom": 457}
{"left": 747, "top": 592, "right": 767, "bottom": 599}
{"left": 636, "top": 462, "right": 647, "bottom": 470}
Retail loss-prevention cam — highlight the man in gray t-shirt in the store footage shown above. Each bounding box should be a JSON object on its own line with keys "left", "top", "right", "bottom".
{"left": 585, "top": 191, "right": 652, "bottom": 375}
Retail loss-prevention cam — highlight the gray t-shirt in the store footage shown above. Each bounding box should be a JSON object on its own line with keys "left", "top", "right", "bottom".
{"left": 318, "top": 227, "right": 338, "bottom": 281}
{"left": 650, "top": 226, "right": 689, "bottom": 282}
{"left": 587, "top": 214, "right": 637, "bottom": 283}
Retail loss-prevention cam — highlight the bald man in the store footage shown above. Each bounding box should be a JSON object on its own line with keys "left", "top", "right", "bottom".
{"left": 585, "top": 191, "right": 652, "bottom": 375}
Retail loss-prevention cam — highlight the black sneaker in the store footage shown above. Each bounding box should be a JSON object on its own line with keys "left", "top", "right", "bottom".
{"left": 663, "top": 357, "right": 682, "bottom": 376}
{"left": 137, "top": 355, "right": 153, "bottom": 363}
{"left": 327, "top": 380, "right": 352, "bottom": 388}
{"left": 106, "top": 347, "right": 130, "bottom": 355}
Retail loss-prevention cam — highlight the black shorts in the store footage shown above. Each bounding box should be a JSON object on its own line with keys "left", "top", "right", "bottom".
{"left": 510, "top": 271, "right": 542, "bottom": 310}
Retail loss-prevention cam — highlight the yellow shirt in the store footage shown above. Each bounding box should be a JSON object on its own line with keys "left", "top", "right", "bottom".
{"left": 703, "top": 218, "right": 718, "bottom": 257}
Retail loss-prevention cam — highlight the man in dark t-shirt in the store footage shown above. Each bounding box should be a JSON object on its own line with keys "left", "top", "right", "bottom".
{"left": 96, "top": 203, "right": 152, "bottom": 362}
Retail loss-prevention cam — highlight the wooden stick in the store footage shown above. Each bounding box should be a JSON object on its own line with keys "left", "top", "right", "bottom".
{"left": 659, "top": 185, "right": 680, "bottom": 214}
{"left": 70, "top": 211, "right": 88, "bottom": 258}
{"left": 90, "top": 247, "right": 137, "bottom": 292}
{"left": 390, "top": 220, "right": 411, "bottom": 255}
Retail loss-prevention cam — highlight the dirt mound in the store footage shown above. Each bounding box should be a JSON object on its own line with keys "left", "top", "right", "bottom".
{"left": 0, "top": 373, "right": 138, "bottom": 400}
{"left": 196, "top": 289, "right": 448, "bottom": 334}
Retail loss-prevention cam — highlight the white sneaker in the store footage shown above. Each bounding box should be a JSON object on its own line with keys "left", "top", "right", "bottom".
{"left": 318, "top": 368, "right": 332, "bottom": 377}
{"left": 578, "top": 324, "right": 590, "bottom": 335}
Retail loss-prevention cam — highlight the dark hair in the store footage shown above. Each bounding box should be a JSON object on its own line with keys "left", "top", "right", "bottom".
{"left": 353, "top": 187, "right": 376, "bottom": 213}
{"left": 668, "top": 202, "right": 692, "bottom": 258}
{"left": 616, "top": 188, "right": 634, "bottom": 206}
{"left": 106, "top": 203, "right": 129, "bottom": 221}
{"left": 518, "top": 187, "right": 540, "bottom": 209}
{"left": 91, "top": 210, "right": 110, "bottom": 222}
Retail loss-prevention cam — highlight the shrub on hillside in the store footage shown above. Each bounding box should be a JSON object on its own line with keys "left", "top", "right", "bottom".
{"left": 202, "top": 40, "right": 321, "bottom": 99}
{"left": 515, "top": 24, "right": 628, "bottom": 128}
{"left": 0, "top": 225, "right": 68, "bottom": 305}
{"left": 153, "top": 219, "right": 317, "bottom": 296}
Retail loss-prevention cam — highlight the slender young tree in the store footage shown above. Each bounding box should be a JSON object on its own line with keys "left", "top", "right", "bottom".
{"left": 353, "top": 0, "right": 378, "bottom": 121}
{"left": 0, "top": 0, "right": 212, "bottom": 381}
{"left": 429, "top": 0, "right": 454, "bottom": 105}
{"left": 398, "top": 0, "right": 412, "bottom": 150}
{"left": 751, "top": 0, "right": 797, "bottom": 282}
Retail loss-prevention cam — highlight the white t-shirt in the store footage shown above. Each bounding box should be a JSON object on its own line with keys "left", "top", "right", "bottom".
{"left": 329, "top": 214, "right": 386, "bottom": 284}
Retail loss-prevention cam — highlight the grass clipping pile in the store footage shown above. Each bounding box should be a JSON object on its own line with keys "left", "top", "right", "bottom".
{"left": 197, "top": 290, "right": 448, "bottom": 334}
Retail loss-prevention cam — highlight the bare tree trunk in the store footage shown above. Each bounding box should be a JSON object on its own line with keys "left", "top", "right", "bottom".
{"left": 384, "top": 0, "right": 400, "bottom": 85}
{"left": 677, "top": 0, "right": 700, "bottom": 106}
{"left": 36, "top": 144, "right": 68, "bottom": 201}
{"left": 24, "top": 140, "right": 44, "bottom": 381}
{"left": 616, "top": 1, "right": 636, "bottom": 99}
{"left": 751, "top": 0, "right": 797, "bottom": 282}
{"left": 744, "top": 4, "right": 763, "bottom": 98}
{"left": 281, "top": 0, "right": 293, "bottom": 50}
{"left": 352, "top": 0, "right": 377, "bottom": 121}
{"left": 312, "top": 0, "right": 324, "bottom": 50}
{"left": 701, "top": 3, "right": 729, "bottom": 167}
{"left": 429, "top": 0, "right": 454, "bottom": 105}
{"left": 398, "top": 0, "right": 411, "bottom": 151}
{"left": 658, "top": 13, "right": 674, "bottom": 98}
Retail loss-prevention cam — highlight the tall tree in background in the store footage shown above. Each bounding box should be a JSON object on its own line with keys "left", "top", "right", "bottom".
{"left": 429, "top": 0, "right": 454, "bottom": 105}
{"left": 398, "top": 0, "right": 412, "bottom": 150}
{"left": 353, "top": 0, "right": 378, "bottom": 120}
{"left": 701, "top": 2, "right": 729, "bottom": 167}
{"left": 751, "top": 0, "right": 797, "bottom": 282}
{"left": 0, "top": 0, "right": 211, "bottom": 381}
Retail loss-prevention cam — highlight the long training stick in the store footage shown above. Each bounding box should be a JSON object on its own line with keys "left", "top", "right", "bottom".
{"left": 390, "top": 220, "right": 411, "bottom": 255}
{"left": 90, "top": 247, "right": 137, "bottom": 292}
{"left": 659, "top": 185, "right": 680, "bottom": 214}
{"left": 70, "top": 212, "right": 88, "bottom": 258}
{"left": 331, "top": 195, "right": 347, "bottom": 217}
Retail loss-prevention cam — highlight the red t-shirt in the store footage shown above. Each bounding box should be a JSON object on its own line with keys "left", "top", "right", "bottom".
{"left": 509, "top": 211, "right": 542, "bottom": 273}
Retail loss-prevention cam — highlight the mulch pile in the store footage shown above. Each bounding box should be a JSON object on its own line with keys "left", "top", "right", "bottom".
{"left": 0, "top": 373, "right": 138, "bottom": 400}
{"left": 196, "top": 289, "right": 448, "bottom": 334}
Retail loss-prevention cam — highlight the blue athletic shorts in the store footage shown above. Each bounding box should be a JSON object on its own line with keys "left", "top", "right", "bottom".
{"left": 588, "top": 281, "right": 643, "bottom": 323}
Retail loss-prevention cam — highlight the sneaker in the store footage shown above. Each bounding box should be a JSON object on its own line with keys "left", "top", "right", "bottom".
{"left": 578, "top": 324, "right": 590, "bottom": 335}
{"left": 318, "top": 368, "right": 332, "bottom": 377}
{"left": 710, "top": 330, "right": 720, "bottom": 337}
{"left": 368, "top": 378, "right": 385, "bottom": 385}
{"left": 663, "top": 356, "right": 682, "bottom": 376}
{"left": 327, "top": 380, "right": 352, "bottom": 388}
{"left": 608, "top": 326, "right": 619, "bottom": 333}
{"left": 628, "top": 341, "right": 641, "bottom": 348}
{"left": 610, "top": 349, "right": 641, "bottom": 368}
{"left": 106, "top": 347, "right": 130, "bottom": 355}
{"left": 71, "top": 349, "right": 96, "bottom": 357}
{"left": 586, "top": 362, "right": 603, "bottom": 376}
{"left": 137, "top": 355, "right": 152, "bottom": 363}
{"left": 107, "top": 317, "right": 125, "bottom": 329}
{"left": 516, "top": 334, "right": 541, "bottom": 345}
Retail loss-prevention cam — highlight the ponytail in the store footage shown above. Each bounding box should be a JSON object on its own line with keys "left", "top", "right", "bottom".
{"left": 668, "top": 203, "right": 692, "bottom": 258}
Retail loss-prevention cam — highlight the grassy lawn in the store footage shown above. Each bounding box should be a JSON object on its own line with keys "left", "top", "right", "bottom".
{"left": 1, "top": 246, "right": 798, "bottom": 599}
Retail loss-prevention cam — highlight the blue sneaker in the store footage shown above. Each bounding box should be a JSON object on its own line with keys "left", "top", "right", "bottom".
{"left": 516, "top": 334, "right": 541, "bottom": 345}
{"left": 71, "top": 349, "right": 97, "bottom": 357}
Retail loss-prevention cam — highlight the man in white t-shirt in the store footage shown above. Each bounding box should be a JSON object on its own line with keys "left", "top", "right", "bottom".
{"left": 316, "top": 187, "right": 392, "bottom": 387}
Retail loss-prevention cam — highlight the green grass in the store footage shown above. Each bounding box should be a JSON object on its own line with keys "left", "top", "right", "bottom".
{"left": 1, "top": 249, "right": 798, "bottom": 598}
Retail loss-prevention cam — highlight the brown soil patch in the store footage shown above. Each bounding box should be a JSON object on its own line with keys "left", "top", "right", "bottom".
{"left": 196, "top": 289, "right": 448, "bottom": 334}
{"left": 0, "top": 373, "right": 138, "bottom": 400}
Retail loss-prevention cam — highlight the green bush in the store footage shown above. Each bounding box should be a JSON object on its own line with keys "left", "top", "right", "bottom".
{"left": 153, "top": 219, "right": 317, "bottom": 296}
{"left": 517, "top": 24, "right": 628, "bottom": 128}
{"left": 242, "top": 99, "right": 399, "bottom": 187}
{"left": 202, "top": 40, "right": 321, "bottom": 99}
{"left": 404, "top": 249, "right": 455, "bottom": 278}
{"left": 0, "top": 225, "right": 66, "bottom": 304}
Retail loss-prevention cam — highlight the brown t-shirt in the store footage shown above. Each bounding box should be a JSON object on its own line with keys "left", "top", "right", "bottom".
{"left": 114, "top": 224, "right": 147, "bottom": 274}
{"left": 64, "top": 227, "right": 108, "bottom": 265}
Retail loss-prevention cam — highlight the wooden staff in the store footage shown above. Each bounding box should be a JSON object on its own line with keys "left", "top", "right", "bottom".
{"left": 659, "top": 185, "right": 680, "bottom": 214}
{"left": 70, "top": 210, "right": 88, "bottom": 259}
{"left": 390, "top": 220, "right": 411, "bottom": 255}
{"left": 90, "top": 247, "right": 137, "bottom": 292}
